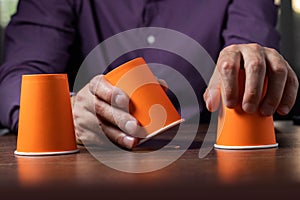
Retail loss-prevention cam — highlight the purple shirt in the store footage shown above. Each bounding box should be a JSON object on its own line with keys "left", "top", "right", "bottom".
{"left": 0, "top": 0, "right": 279, "bottom": 132}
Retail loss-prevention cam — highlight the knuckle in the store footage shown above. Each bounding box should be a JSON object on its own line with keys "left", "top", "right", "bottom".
{"left": 73, "top": 111, "right": 80, "bottom": 120}
{"left": 94, "top": 101, "right": 106, "bottom": 115}
{"left": 249, "top": 43, "right": 262, "bottom": 51}
{"left": 249, "top": 65, "right": 264, "bottom": 76}
{"left": 272, "top": 64, "right": 288, "bottom": 76}
{"left": 116, "top": 134, "right": 125, "bottom": 146}
{"left": 74, "top": 117, "right": 85, "bottom": 129}
{"left": 89, "top": 75, "right": 113, "bottom": 99}
{"left": 89, "top": 75, "right": 101, "bottom": 92}
{"left": 224, "top": 44, "right": 239, "bottom": 51}
{"left": 99, "top": 87, "right": 114, "bottom": 104}
{"left": 72, "top": 105, "right": 82, "bottom": 121}
{"left": 220, "top": 45, "right": 240, "bottom": 57}
{"left": 104, "top": 87, "right": 114, "bottom": 102}
{"left": 220, "top": 61, "right": 237, "bottom": 76}
{"left": 75, "top": 127, "right": 83, "bottom": 137}
{"left": 75, "top": 93, "right": 85, "bottom": 102}
{"left": 247, "top": 59, "right": 264, "bottom": 73}
{"left": 266, "top": 47, "right": 279, "bottom": 55}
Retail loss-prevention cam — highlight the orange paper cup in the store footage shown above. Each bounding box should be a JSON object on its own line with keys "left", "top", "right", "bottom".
{"left": 214, "top": 70, "right": 278, "bottom": 150}
{"left": 15, "top": 74, "right": 79, "bottom": 156}
{"left": 104, "top": 57, "right": 184, "bottom": 144}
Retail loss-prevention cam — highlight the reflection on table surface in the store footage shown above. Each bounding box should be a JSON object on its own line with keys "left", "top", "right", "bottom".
{"left": 0, "top": 120, "right": 300, "bottom": 199}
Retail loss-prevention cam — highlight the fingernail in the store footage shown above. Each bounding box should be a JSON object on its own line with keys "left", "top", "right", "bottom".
{"left": 125, "top": 120, "right": 137, "bottom": 133}
{"left": 114, "top": 94, "right": 128, "bottom": 107}
{"left": 277, "top": 105, "right": 290, "bottom": 115}
{"left": 260, "top": 104, "right": 274, "bottom": 116}
{"left": 123, "top": 136, "right": 136, "bottom": 149}
{"left": 242, "top": 103, "right": 257, "bottom": 113}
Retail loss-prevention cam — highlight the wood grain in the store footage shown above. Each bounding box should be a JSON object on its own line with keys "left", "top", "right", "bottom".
{"left": 1, "top": 121, "right": 300, "bottom": 199}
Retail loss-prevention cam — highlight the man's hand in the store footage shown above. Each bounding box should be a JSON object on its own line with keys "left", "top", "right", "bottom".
{"left": 73, "top": 75, "right": 140, "bottom": 149}
{"left": 72, "top": 75, "right": 168, "bottom": 149}
{"left": 204, "top": 43, "right": 299, "bottom": 116}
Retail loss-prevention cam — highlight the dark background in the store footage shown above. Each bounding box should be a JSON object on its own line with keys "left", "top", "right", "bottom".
{"left": 276, "top": 0, "right": 300, "bottom": 120}
{"left": 0, "top": 0, "right": 299, "bottom": 121}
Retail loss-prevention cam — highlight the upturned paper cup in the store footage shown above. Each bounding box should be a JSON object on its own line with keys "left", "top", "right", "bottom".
{"left": 15, "top": 74, "right": 79, "bottom": 156}
{"left": 104, "top": 57, "right": 184, "bottom": 144}
{"left": 214, "top": 70, "right": 278, "bottom": 149}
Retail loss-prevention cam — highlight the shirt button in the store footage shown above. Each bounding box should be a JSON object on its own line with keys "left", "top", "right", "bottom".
{"left": 146, "top": 35, "right": 156, "bottom": 45}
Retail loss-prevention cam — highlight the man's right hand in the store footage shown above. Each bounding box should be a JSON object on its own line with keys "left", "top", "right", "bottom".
{"left": 72, "top": 75, "right": 140, "bottom": 149}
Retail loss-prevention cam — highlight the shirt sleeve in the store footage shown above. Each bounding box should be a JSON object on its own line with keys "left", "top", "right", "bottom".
{"left": 222, "top": 0, "right": 280, "bottom": 50}
{"left": 0, "top": 0, "right": 76, "bottom": 132}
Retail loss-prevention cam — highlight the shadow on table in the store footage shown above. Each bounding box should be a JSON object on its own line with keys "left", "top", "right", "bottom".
{"left": 135, "top": 122, "right": 206, "bottom": 151}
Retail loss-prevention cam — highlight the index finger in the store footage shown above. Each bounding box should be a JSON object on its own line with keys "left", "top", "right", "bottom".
{"left": 217, "top": 45, "right": 241, "bottom": 108}
{"left": 89, "top": 75, "right": 130, "bottom": 109}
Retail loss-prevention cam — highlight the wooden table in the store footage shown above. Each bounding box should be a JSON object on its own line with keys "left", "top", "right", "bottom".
{"left": 1, "top": 120, "right": 300, "bottom": 199}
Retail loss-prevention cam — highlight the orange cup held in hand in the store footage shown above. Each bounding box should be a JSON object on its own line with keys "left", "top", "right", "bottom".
{"left": 104, "top": 57, "right": 184, "bottom": 144}
{"left": 15, "top": 74, "right": 79, "bottom": 156}
{"left": 214, "top": 69, "right": 278, "bottom": 149}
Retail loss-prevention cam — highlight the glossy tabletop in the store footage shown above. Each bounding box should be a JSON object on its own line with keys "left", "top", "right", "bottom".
{"left": 1, "top": 120, "right": 300, "bottom": 199}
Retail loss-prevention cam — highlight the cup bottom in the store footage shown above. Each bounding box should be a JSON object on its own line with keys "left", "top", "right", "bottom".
{"left": 214, "top": 143, "right": 278, "bottom": 150}
{"left": 138, "top": 118, "right": 185, "bottom": 145}
{"left": 14, "top": 149, "right": 80, "bottom": 156}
